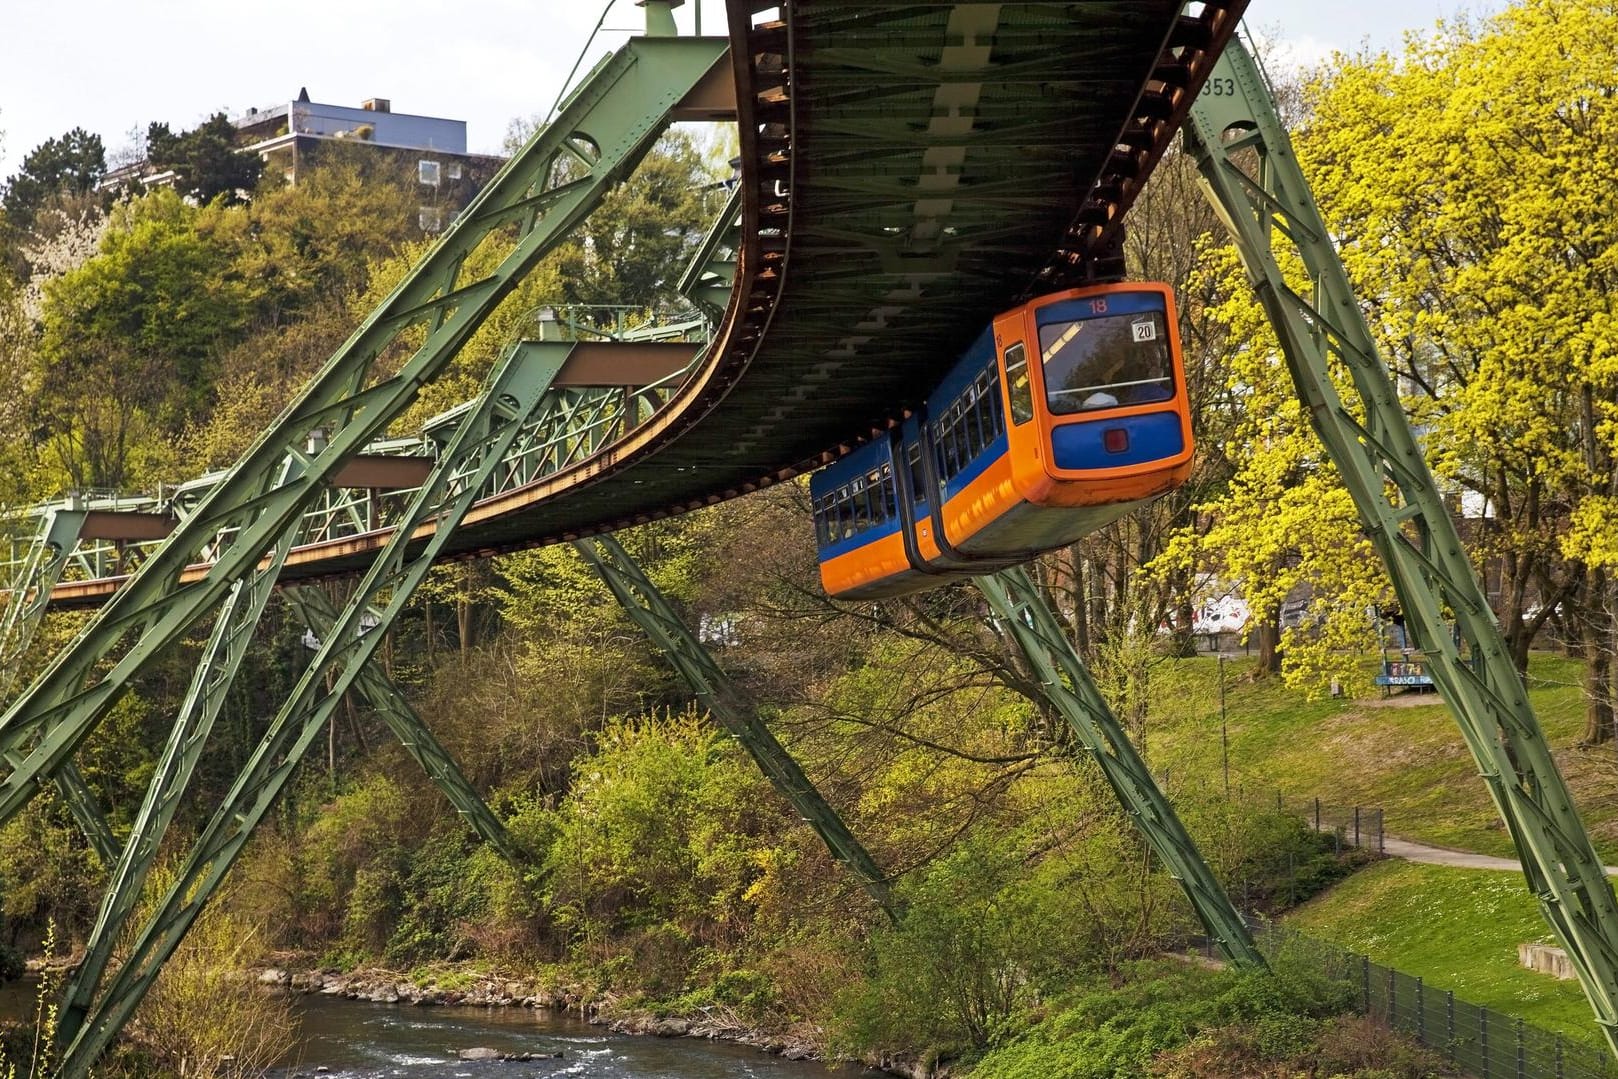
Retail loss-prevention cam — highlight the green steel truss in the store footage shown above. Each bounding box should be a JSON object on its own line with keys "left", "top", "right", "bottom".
{"left": 574, "top": 533, "right": 897, "bottom": 919}
{"left": 0, "top": 35, "right": 729, "bottom": 839}
{"left": 52, "top": 316, "right": 568, "bottom": 1077}
{"left": 58, "top": 530, "right": 297, "bottom": 1047}
{"left": 677, "top": 183, "right": 740, "bottom": 321}
{"left": 976, "top": 568, "right": 1262, "bottom": 968}
{"left": 1187, "top": 36, "right": 1618, "bottom": 1048}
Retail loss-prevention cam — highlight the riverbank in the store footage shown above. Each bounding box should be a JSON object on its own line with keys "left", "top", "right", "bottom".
{"left": 261, "top": 962, "right": 934, "bottom": 1078}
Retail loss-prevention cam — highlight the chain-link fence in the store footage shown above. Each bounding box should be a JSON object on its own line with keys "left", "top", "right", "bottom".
{"left": 1249, "top": 925, "right": 1618, "bottom": 1079}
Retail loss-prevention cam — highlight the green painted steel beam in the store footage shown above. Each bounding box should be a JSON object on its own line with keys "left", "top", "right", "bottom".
{"left": 51, "top": 764, "right": 117, "bottom": 867}
{"left": 0, "top": 35, "right": 729, "bottom": 841}
{"left": 58, "top": 531, "right": 296, "bottom": 1049}
{"left": 976, "top": 568, "right": 1262, "bottom": 968}
{"left": 283, "top": 584, "right": 521, "bottom": 865}
{"left": 1186, "top": 35, "right": 1618, "bottom": 1049}
{"left": 677, "top": 183, "right": 739, "bottom": 321}
{"left": 52, "top": 330, "right": 567, "bottom": 1079}
{"left": 574, "top": 534, "right": 898, "bottom": 920}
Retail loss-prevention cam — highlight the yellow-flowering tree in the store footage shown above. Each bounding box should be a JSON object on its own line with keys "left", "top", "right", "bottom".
{"left": 1179, "top": 0, "right": 1618, "bottom": 728}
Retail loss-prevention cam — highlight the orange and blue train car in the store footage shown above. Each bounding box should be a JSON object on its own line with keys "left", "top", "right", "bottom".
{"left": 811, "top": 282, "right": 1194, "bottom": 601}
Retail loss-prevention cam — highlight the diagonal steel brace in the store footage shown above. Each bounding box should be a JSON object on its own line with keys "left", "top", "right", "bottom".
{"left": 283, "top": 584, "right": 521, "bottom": 864}
{"left": 1187, "top": 34, "right": 1618, "bottom": 1048}
{"left": 976, "top": 567, "right": 1262, "bottom": 968}
{"left": 575, "top": 534, "right": 898, "bottom": 920}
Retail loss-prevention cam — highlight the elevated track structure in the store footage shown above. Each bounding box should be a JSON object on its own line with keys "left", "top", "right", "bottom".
{"left": 3, "top": 1, "right": 1616, "bottom": 1070}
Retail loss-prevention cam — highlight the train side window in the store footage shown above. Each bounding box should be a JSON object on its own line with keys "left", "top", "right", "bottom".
{"left": 1003, "top": 342, "right": 1034, "bottom": 425}
{"left": 907, "top": 443, "right": 926, "bottom": 503}
{"left": 964, "top": 386, "right": 977, "bottom": 459}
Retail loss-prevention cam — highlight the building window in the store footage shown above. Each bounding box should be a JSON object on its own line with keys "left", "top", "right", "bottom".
{"left": 446, "top": 162, "right": 463, "bottom": 180}
{"left": 418, "top": 206, "right": 443, "bottom": 233}
{"left": 418, "top": 160, "right": 441, "bottom": 186}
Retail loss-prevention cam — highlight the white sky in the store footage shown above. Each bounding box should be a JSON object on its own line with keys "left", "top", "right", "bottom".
{"left": 0, "top": 0, "right": 1504, "bottom": 179}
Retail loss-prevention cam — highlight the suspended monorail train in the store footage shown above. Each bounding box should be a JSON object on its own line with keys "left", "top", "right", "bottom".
{"left": 810, "top": 282, "right": 1194, "bottom": 600}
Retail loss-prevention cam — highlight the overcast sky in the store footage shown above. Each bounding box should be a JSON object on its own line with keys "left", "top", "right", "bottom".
{"left": 0, "top": 0, "right": 1504, "bottom": 179}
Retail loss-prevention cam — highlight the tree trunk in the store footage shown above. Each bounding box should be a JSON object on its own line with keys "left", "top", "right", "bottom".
{"left": 1068, "top": 547, "right": 1091, "bottom": 659}
{"left": 1255, "top": 612, "right": 1281, "bottom": 676}
{"left": 457, "top": 585, "right": 473, "bottom": 656}
{"left": 1583, "top": 568, "right": 1615, "bottom": 746}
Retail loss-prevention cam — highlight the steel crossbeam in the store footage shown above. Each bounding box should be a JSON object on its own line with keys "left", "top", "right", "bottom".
{"left": 1187, "top": 36, "right": 1618, "bottom": 1048}
{"left": 574, "top": 534, "right": 897, "bottom": 919}
{"left": 51, "top": 763, "right": 118, "bottom": 867}
{"left": 282, "top": 584, "right": 520, "bottom": 864}
{"left": 976, "top": 568, "right": 1263, "bottom": 967}
{"left": 52, "top": 331, "right": 567, "bottom": 1079}
{"left": 0, "top": 36, "right": 729, "bottom": 841}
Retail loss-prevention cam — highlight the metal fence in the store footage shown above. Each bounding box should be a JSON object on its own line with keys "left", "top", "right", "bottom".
{"left": 1253, "top": 925, "right": 1618, "bottom": 1079}
{"left": 1279, "top": 792, "right": 1385, "bottom": 855}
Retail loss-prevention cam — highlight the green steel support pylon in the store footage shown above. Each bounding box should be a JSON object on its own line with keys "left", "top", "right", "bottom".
{"left": 0, "top": 34, "right": 729, "bottom": 840}
{"left": 58, "top": 531, "right": 296, "bottom": 1048}
{"left": 975, "top": 568, "right": 1262, "bottom": 968}
{"left": 283, "top": 584, "right": 521, "bottom": 864}
{"left": 51, "top": 327, "right": 567, "bottom": 1079}
{"left": 1187, "top": 35, "right": 1618, "bottom": 1049}
{"left": 575, "top": 535, "right": 898, "bottom": 920}
{"left": 0, "top": 509, "right": 117, "bottom": 864}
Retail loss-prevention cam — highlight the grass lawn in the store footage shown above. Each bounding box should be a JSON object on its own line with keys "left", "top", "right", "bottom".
{"left": 1146, "top": 653, "right": 1618, "bottom": 863}
{"left": 1285, "top": 859, "right": 1604, "bottom": 1047}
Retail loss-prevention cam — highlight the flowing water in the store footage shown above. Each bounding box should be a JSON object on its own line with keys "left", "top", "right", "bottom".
{"left": 284, "top": 994, "right": 882, "bottom": 1079}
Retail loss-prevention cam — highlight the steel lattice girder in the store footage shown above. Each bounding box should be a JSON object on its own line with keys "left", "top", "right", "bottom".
{"left": 1186, "top": 36, "right": 1618, "bottom": 1050}
{"left": 574, "top": 534, "right": 897, "bottom": 920}
{"left": 976, "top": 568, "right": 1263, "bottom": 968}
{"left": 58, "top": 530, "right": 297, "bottom": 1048}
{"left": 53, "top": 331, "right": 568, "bottom": 1079}
{"left": 0, "top": 36, "right": 730, "bottom": 836}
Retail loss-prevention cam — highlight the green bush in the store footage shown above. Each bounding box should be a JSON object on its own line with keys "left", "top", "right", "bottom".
{"left": 968, "top": 958, "right": 1357, "bottom": 1079}
{"left": 832, "top": 832, "right": 1121, "bottom": 1060}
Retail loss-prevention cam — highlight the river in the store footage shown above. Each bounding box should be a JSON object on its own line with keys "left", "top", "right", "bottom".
{"left": 295, "top": 993, "right": 884, "bottom": 1079}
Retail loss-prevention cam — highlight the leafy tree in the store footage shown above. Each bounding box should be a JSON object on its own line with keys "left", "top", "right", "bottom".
{"left": 1175, "top": 0, "right": 1618, "bottom": 716}
{"left": 146, "top": 113, "right": 262, "bottom": 205}
{"left": 550, "top": 129, "right": 724, "bottom": 311}
{"left": 33, "top": 189, "right": 251, "bottom": 488}
{"left": 0, "top": 127, "right": 105, "bottom": 233}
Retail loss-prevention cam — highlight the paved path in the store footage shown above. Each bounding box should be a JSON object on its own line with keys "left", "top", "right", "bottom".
{"left": 1382, "top": 833, "right": 1618, "bottom": 876}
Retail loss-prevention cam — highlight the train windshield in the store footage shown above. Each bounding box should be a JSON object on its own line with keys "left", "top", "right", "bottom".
{"left": 1039, "top": 310, "right": 1174, "bottom": 414}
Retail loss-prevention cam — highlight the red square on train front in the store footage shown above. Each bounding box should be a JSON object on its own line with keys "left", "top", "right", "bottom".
{"left": 1103, "top": 428, "right": 1129, "bottom": 454}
